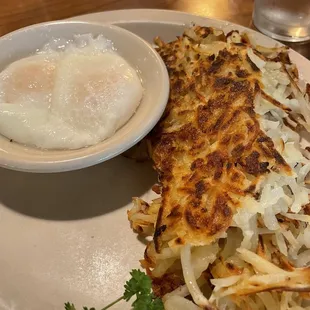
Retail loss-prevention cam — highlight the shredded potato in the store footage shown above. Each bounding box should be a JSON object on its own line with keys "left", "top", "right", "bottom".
{"left": 128, "top": 26, "right": 310, "bottom": 309}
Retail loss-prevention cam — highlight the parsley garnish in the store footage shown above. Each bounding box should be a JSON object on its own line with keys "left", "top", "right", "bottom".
{"left": 64, "top": 269, "right": 164, "bottom": 310}
{"left": 64, "top": 302, "right": 96, "bottom": 310}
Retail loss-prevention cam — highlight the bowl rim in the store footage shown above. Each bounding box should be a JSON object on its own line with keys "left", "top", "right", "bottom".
{"left": 0, "top": 20, "right": 169, "bottom": 173}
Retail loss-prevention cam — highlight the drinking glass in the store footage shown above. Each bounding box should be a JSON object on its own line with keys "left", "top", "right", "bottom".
{"left": 253, "top": 0, "right": 310, "bottom": 42}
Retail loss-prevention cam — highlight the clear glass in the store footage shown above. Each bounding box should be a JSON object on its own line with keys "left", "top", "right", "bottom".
{"left": 253, "top": 0, "right": 310, "bottom": 42}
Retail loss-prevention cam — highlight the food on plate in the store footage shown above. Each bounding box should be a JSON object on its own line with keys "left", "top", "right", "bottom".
{"left": 128, "top": 26, "right": 310, "bottom": 309}
{"left": 0, "top": 35, "right": 143, "bottom": 150}
{"left": 65, "top": 269, "right": 163, "bottom": 310}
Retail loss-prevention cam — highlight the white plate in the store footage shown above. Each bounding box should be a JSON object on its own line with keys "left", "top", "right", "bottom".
{"left": 0, "top": 9, "right": 309, "bottom": 310}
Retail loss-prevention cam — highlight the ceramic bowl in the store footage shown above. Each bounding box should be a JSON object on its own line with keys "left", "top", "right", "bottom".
{"left": 0, "top": 21, "right": 169, "bottom": 172}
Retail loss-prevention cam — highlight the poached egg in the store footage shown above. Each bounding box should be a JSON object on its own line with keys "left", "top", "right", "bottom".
{"left": 0, "top": 35, "right": 143, "bottom": 149}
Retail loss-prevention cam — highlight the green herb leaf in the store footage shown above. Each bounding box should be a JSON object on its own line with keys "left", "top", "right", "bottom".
{"left": 124, "top": 270, "right": 163, "bottom": 310}
{"left": 124, "top": 269, "right": 152, "bottom": 301}
{"left": 64, "top": 302, "right": 95, "bottom": 310}
{"left": 64, "top": 302, "right": 77, "bottom": 310}
{"left": 150, "top": 297, "right": 164, "bottom": 310}
{"left": 132, "top": 294, "right": 152, "bottom": 310}
{"left": 64, "top": 269, "right": 164, "bottom": 310}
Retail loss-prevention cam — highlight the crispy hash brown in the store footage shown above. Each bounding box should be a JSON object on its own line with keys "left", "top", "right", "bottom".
{"left": 128, "top": 26, "right": 310, "bottom": 310}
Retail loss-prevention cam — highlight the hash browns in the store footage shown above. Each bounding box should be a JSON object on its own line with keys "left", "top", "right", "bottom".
{"left": 128, "top": 26, "right": 310, "bottom": 310}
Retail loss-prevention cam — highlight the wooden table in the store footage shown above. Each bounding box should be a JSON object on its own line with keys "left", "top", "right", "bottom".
{"left": 0, "top": 0, "right": 309, "bottom": 59}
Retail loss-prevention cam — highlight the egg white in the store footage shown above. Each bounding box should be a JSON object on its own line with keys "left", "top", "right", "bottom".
{"left": 0, "top": 37, "right": 143, "bottom": 149}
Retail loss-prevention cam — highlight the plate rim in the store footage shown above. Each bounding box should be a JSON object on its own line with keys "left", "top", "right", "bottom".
{"left": 70, "top": 8, "right": 310, "bottom": 82}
